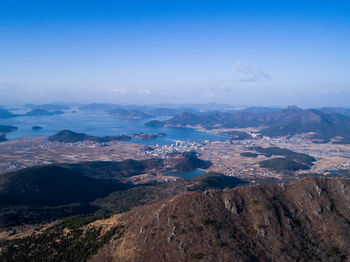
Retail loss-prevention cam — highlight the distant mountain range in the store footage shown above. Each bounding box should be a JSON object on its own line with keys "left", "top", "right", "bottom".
{"left": 319, "top": 107, "right": 350, "bottom": 118}
{"left": 3, "top": 104, "right": 350, "bottom": 143}
{"left": 148, "top": 106, "right": 350, "bottom": 142}
{"left": 80, "top": 103, "right": 193, "bottom": 116}
{"left": 232, "top": 106, "right": 283, "bottom": 114}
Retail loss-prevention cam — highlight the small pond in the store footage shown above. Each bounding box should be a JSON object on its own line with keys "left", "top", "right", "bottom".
{"left": 165, "top": 169, "right": 206, "bottom": 180}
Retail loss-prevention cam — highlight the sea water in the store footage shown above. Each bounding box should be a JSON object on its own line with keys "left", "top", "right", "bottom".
{"left": 2, "top": 110, "right": 227, "bottom": 145}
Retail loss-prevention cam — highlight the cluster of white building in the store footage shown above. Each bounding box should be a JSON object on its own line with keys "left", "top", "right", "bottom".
{"left": 225, "top": 164, "right": 278, "bottom": 178}
{"left": 139, "top": 140, "right": 200, "bottom": 159}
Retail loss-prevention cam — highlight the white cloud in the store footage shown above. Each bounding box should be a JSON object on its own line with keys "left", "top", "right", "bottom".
{"left": 231, "top": 61, "right": 271, "bottom": 82}
{"left": 113, "top": 88, "right": 127, "bottom": 94}
{"left": 136, "top": 88, "right": 151, "bottom": 94}
{"left": 0, "top": 78, "right": 10, "bottom": 87}
{"left": 112, "top": 87, "right": 151, "bottom": 95}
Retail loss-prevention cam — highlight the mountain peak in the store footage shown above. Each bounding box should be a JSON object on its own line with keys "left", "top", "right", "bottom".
{"left": 91, "top": 177, "right": 350, "bottom": 261}
{"left": 286, "top": 105, "right": 302, "bottom": 111}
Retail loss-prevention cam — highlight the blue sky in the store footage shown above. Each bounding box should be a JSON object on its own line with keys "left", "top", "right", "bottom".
{"left": 0, "top": 0, "right": 350, "bottom": 106}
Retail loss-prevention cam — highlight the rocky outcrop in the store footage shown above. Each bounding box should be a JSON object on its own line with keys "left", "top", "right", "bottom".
{"left": 91, "top": 177, "right": 350, "bottom": 262}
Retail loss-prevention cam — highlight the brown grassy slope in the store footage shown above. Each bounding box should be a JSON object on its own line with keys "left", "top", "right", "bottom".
{"left": 90, "top": 177, "right": 350, "bottom": 262}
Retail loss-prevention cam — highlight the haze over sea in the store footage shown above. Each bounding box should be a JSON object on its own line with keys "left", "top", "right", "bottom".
{"left": 4, "top": 109, "right": 226, "bottom": 145}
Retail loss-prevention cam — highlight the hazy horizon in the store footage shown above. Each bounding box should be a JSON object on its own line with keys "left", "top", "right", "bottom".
{"left": 3, "top": 101, "right": 350, "bottom": 111}
{"left": 1, "top": 0, "right": 350, "bottom": 107}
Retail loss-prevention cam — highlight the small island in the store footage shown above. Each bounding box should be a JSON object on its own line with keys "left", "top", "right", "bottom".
{"left": 48, "top": 130, "right": 132, "bottom": 143}
{"left": 25, "top": 109, "right": 64, "bottom": 116}
{"left": 32, "top": 126, "right": 43, "bottom": 131}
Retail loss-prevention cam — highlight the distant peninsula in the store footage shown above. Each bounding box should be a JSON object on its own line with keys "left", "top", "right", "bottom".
{"left": 0, "top": 125, "right": 18, "bottom": 133}
{"left": 48, "top": 130, "right": 132, "bottom": 143}
{"left": 0, "top": 108, "right": 17, "bottom": 118}
{"left": 145, "top": 107, "right": 350, "bottom": 143}
{"left": 130, "top": 132, "right": 167, "bottom": 140}
{"left": 0, "top": 125, "right": 17, "bottom": 143}
{"left": 144, "top": 120, "right": 164, "bottom": 127}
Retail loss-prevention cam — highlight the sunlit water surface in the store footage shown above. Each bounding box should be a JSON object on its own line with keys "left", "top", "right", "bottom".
{"left": 2, "top": 110, "right": 227, "bottom": 145}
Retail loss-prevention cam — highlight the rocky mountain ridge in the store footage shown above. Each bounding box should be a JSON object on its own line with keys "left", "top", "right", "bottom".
{"left": 90, "top": 177, "right": 350, "bottom": 262}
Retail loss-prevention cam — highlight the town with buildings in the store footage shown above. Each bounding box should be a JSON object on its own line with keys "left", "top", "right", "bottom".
{"left": 138, "top": 140, "right": 200, "bottom": 159}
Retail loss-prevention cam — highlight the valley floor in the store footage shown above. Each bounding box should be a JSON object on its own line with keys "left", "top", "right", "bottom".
{"left": 2, "top": 133, "right": 350, "bottom": 183}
